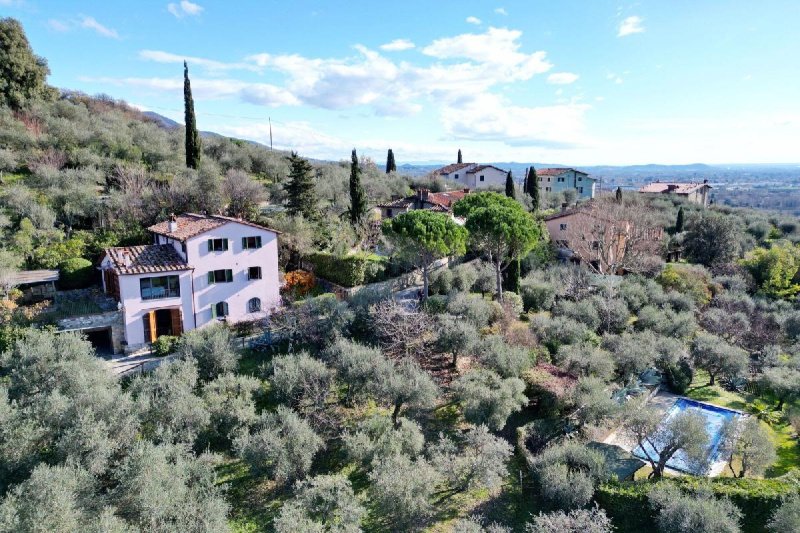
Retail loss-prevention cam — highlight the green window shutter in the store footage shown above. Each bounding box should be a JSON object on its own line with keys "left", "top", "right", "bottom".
{"left": 207, "top": 271, "right": 214, "bottom": 284}
{"left": 223, "top": 239, "right": 229, "bottom": 251}
{"left": 211, "top": 304, "right": 217, "bottom": 318}
{"left": 226, "top": 269, "right": 233, "bottom": 282}
{"left": 207, "top": 239, "right": 213, "bottom": 252}
{"left": 256, "top": 236, "right": 262, "bottom": 248}
{"left": 242, "top": 237, "right": 247, "bottom": 249}
{"left": 223, "top": 302, "right": 229, "bottom": 316}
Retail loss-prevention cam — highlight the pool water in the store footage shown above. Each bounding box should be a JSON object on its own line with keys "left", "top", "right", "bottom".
{"left": 632, "top": 398, "right": 741, "bottom": 475}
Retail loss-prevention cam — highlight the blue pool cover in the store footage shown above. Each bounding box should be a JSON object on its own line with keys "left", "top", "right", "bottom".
{"left": 632, "top": 398, "right": 741, "bottom": 475}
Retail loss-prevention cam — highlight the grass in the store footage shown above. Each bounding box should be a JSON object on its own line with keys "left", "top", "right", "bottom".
{"left": 685, "top": 369, "right": 800, "bottom": 478}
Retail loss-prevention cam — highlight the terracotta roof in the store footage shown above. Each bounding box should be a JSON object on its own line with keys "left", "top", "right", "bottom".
{"left": 103, "top": 245, "right": 192, "bottom": 275}
{"left": 544, "top": 207, "right": 585, "bottom": 221}
{"left": 148, "top": 213, "right": 279, "bottom": 242}
{"left": 638, "top": 182, "right": 711, "bottom": 194}
{"left": 537, "top": 167, "right": 588, "bottom": 176}
{"left": 435, "top": 162, "right": 474, "bottom": 175}
{"left": 466, "top": 164, "right": 508, "bottom": 174}
{"left": 425, "top": 190, "right": 469, "bottom": 208}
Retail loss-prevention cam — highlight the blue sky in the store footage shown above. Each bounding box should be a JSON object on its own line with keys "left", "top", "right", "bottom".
{"left": 4, "top": 0, "right": 800, "bottom": 165}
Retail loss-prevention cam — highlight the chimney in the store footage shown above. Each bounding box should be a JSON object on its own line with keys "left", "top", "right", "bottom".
{"left": 122, "top": 251, "right": 132, "bottom": 268}
{"left": 168, "top": 214, "right": 178, "bottom": 233}
{"left": 417, "top": 188, "right": 429, "bottom": 201}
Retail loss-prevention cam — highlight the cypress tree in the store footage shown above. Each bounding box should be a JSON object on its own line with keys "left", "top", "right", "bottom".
{"left": 349, "top": 148, "right": 367, "bottom": 224}
{"left": 386, "top": 149, "right": 396, "bottom": 174}
{"left": 676, "top": 206, "right": 685, "bottom": 232}
{"left": 505, "top": 171, "right": 515, "bottom": 199}
{"left": 284, "top": 151, "right": 318, "bottom": 219}
{"left": 183, "top": 61, "right": 201, "bottom": 169}
{"left": 615, "top": 186, "right": 623, "bottom": 202}
{"left": 528, "top": 166, "right": 540, "bottom": 212}
{"left": 522, "top": 168, "right": 529, "bottom": 196}
{"left": 457, "top": 149, "right": 463, "bottom": 164}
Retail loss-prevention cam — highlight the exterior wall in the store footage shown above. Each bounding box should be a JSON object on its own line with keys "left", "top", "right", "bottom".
{"left": 442, "top": 167, "right": 473, "bottom": 184}
{"left": 468, "top": 167, "right": 507, "bottom": 189}
{"left": 539, "top": 170, "right": 596, "bottom": 199}
{"left": 185, "top": 223, "right": 281, "bottom": 329}
{"left": 117, "top": 270, "right": 194, "bottom": 348}
{"left": 58, "top": 310, "right": 125, "bottom": 354}
{"left": 155, "top": 234, "right": 188, "bottom": 261}
{"left": 378, "top": 205, "right": 411, "bottom": 219}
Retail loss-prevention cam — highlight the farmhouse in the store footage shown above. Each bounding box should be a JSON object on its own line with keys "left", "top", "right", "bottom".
{"left": 638, "top": 180, "right": 711, "bottom": 207}
{"left": 536, "top": 168, "right": 597, "bottom": 199}
{"left": 100, "top": 213, "right": 280, "bottom": 351}
{"left": 435, "top": 163, "right": 509, "bottom": 189}
{"left": 376, "top": 188, "right": 471, "bottom": 220}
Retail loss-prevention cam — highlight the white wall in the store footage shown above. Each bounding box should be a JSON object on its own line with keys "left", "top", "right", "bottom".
{"left": 470, "top": 167, "right": 507, "bottom": 189}
{"left": 118, "top": 270, "right": 194, "bottom": 347}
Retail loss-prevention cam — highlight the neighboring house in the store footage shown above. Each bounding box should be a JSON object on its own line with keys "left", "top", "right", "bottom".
{"left": 8, "top": 269, "right": 59, "bottom": 302}
{"left": 100, "top": 213, "right": 280, "bottom": 351}
{"left": 536, "top": 168, "right": 596, "bottom": 199}
{"left": 376, "top": 188, "right": 470, "bottom": 220}
{"left": 638, "top": 180, "right": 711, "bottom": 207}
{"left": 545, "top": 205, "right": 663, "bottom": 274}
{"left": 435, "top": 163, "right": 508, "bottom": 189}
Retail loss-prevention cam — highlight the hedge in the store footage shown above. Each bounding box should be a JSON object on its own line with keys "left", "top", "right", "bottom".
{"left": 596, "top": 477, "right": 799, "bottom": 533}
{"left": 306, "top": 252, "right": 387, "bottom": 287}
{"left": 58, "top": 257, "right": 94, "bottom": 290}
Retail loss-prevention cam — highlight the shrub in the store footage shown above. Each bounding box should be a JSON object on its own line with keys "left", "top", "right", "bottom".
{"left": 453, "top": 369, "right": 527, "bottom": 430}
{"left": 58, "top": 257, "right": 94, "bottom": 289}
{"left": 429, "top": 268, "right": 453, "bottom": 295}
{"left": 553, "top": 299, "right": 601, "bottom": 331}
{"left": 306, "top": 252, "right": 387, "bottom": 287}
{"left": 152, "top": 335, "right": 178, "bottom": 357}
{"left": 663, "top": 358, "right": 694, "bottom": 394}
{"left": 452, "top": 262, "right": 478, "bottom": 292}
{"left": 283, "top": 270, "right": 315, "bottom": 296}
{"left": 657, "top": 263, "right": 713, "bottom": 306}
{"left": 531, "top": 442, "right": 608, "bottom": 510}
{"left": 520, "top": 279, "right": 556, "bottom": 312}
{"left": 502, "top": 291, "right": 524, "bottom": 317}
{"left": 447, "top": 291, "right": 496, "bottom": 328}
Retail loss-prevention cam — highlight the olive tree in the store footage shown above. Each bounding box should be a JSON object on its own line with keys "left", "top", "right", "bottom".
{"left": 453, "top": 369, "right": 527, "bottom": 431}
{"left": 175, "top": 324, "right": 239, "bottom": 381}
{"left": 233, "top": 406, "right": 324, "bottom": 483}
{"left": 768, "top": 495, "right": 800, "bottom": 532}
{"left": 530, "top": 442, "right": 608, "bottom": 509}
{"left": 327, "top": 338, "right": 386, "bottom": 404}
{"left": 343, "top": 414, "right": 425, "bottom": 467}
{"left": 370, "top": 357, "right": 439, "bottom": 427}
{"left": 760, "top": 365, "right": 800, "bottom": 410}
{"left": 719, "top": 416, "right": 776, "bottom": 478}
{"left": 622, "top": 403, "right": 709, "bottom": 478}
{"left": 649, "top": 483, "right": 743, "bottom": 533}
{"left": 382, "top": 209, "right": 468, "bottom": 299}
{"left": 273, "top": 474, "right": 365, "bottom": 533}
{"left": 436, "top": 314, "right": 480, "bottom": 367}
{"left": 368, "top": 453, "right": 441, "bottom": 530}
{"left": 269, "top": 352, "right": 333, "bottom": 412}
{"left": 526, "top": 507, "right": 614, "bottom": 533}
{"left": 454, "top": 192, "right": 542, "bottom": 301}
{"left": 428, "top": 424, "right": 512, "bottom": 493}
{"left": 474, "top": 335, "right": 533, "bottom": 378}
{"left": 200, "top": 373, "right": 260, "bottom": 448}
{"left": 691, "top": 332, "right": 749, "bottom": 386}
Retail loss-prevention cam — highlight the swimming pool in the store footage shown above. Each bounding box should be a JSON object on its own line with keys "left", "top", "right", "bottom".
{"left": 632, "top": 397, "right": 741, "bottom": 475}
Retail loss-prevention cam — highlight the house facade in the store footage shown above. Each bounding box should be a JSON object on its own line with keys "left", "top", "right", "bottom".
{"left": 100, "top": 213, "right": 280, "bottom": 352}
{"left": 536, "top": 168, "right": 596, "bottom": 199}
{"left": 376, "top": 188, "right": 470, "bottom": 220}
{"left": 638, "top": 181, "right": 711, "bottom": 207}
{"left": 435, "top": 163, "right": 508, "bottom": 189}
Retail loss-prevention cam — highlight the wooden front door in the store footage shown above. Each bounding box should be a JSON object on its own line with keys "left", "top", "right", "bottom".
{"left": 143, "top": 308, "right": 183, "bottom": 343}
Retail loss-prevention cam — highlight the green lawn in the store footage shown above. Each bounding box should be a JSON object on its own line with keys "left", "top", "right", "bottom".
{"left": 685, "top": 369, "right": 800, "bottom": 478}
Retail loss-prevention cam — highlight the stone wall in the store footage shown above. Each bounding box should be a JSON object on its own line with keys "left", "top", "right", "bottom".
{"left": 57, "top": 310, "right": 125, "bottom": 354}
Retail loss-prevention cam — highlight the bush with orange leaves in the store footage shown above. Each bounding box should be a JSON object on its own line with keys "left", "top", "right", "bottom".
{"left": 283, "top": 270, "right": 315, "bottom": 297}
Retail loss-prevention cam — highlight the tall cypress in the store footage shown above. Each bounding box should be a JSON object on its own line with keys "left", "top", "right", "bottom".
{"left": 522, "top": 168, "right": 529, "bottom": 196}
{"left": 505, "top": 171, "right": 515, "bottom": 199}
{"left": 386, "top": 149, "right": 396, "bottom": 174}
{"left": 615, "top": 186, "right": 623, "bottom": 202}
{"left": 284, "top": 151, "right": 317, "bottom": 219}
{"left": 457, "top": 149, "right": 462, "bottom": 164}
{"left": 183, "top": 61, "right": 201, "bottom": 169}
{"left": 349, "top": 148, "right": 367, "bottom": 224}
{"left": 528, "top": 166, "right": 540, "bottom": 212}
{"left": 676, "top": 206, "right": 685, "bottom": 232}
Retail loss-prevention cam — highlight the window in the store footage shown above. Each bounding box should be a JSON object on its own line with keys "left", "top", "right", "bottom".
{"left": 211, "top": 301, "right": 229, "bottom": 318}
{"left": 547, "top": 177, "right": 551, "bottom": 182}
{"left": 479, "top": 175, "right": 485, "bottom": 182}
{"left": 560, "top": 223, "right": 568, "bottom": 231}
{"left": 242, "top": 236, "right": 262, "bottom": 249}
{"left": 386, "top": 208, "right": 393, "bottom": 217}
{"left": 578, "top": 176, "right": 583, "bottom": 181}
{"left": 140, "top": 275, "right": 180, "bottom": 300}
{"left": 539, "top": 177, "right": 543, "bottom": 182}
{"left": 545, "top": 187, "right": 551, "bottom": 192}
{"left": 248, "top": 266, "right": 262, "bottom": 280}
{"left": 579, "top": 187, "right": 584, "bottom": 193}
{"left": 558, "top": 177, "right": 565, "bottom": 182}
{"left": 207, "top": 238, "right": 228, "bottom": 252}
{"left": 248, "top": 297, "right": 261, "bottom": 313}
{"left": 454, "top": 173, "right": 459, "bottom": 179}
{"left": 208, "top": 269, "right": 233, "bottom": 284}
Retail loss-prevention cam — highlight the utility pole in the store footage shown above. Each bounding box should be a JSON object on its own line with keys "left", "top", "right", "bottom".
{"left": 268, "top": 117, "right": 273, "bottom": 151}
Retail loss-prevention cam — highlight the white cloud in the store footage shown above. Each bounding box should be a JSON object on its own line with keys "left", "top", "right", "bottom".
{"left": 139, "top": 50, "right": 260, "bottom": 73}
{"left": 379, "top": 39, "right": 415, "bottom": 51}
{"left": 618, "top": 16, "right": 644, "bottom": 37}
{"left": 80, "top": 16, "right": 119, "bottom": 38}
{"left": 466, "top": 16, "right": 481, "bottom": 25}
{"left": 606, "top": 72, "right": 623, "bottom": 84}
{"left": 547, "top": 72, "right": 579, "bottom": 85}
{"left": 168, "top": 1, "right": 203, "bottom": 18}
{"left": 495, "top": 7, "right": 507, "bottom": 15}
{"left": 47, "top": 19, "right": 71, "bottom": 32}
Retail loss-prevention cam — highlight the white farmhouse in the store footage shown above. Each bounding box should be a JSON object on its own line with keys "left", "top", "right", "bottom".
{"left": 100, "top": 213, "right": 281, "bottom": 351}
{"left": 435, "top": 163, "right": 509, "bottom": 190}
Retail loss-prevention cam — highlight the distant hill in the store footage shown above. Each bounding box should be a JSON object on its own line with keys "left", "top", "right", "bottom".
{"left": 142, "top": 111, "right": 226, "bottom": 141}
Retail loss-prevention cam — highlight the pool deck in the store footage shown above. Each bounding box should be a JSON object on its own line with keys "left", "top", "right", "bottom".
{"left": 603, "top": 390, "right": 741, "bottom": 477}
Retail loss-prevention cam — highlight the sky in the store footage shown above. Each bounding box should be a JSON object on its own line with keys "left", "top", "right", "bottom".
{"left": 3, "top": 0, "right": 800, "bottom": 165}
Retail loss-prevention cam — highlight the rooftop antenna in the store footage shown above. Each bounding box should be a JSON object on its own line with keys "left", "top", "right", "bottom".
{"left": 269, "top": 117, "right": 273, "bottom": 151}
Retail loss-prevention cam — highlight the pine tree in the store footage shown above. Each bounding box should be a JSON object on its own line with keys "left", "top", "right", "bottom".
{"left": 528, "top": 167, "right": 540, "bottom": 212}
{"left": 676, "top": 206, "right": 685, "bottom": 232}
{"left": 386, "top": 149, "right": 396, "bottom": 174}
{"left": 457, "top": 149, "right": 463, "bottom": 164}
{"left": 615, "top": 186, "right": 623, "bottom": 202}
{"left": 183, "top": 61, "right": 201, "bottom": 169}
{"left": 285, "top": 152, "right": 318, "bottom": 219}
{"left": 349, "top": 149, "right": 367, "bottom": 224}
{"left": 505, "top": 171, "right": 515, "bottom": 199}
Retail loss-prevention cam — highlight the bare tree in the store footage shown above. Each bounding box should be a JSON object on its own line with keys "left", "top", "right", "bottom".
{"left": 369, "top": 299, "right": 434, "bottom": 360}
{"left": 561, "top": 198, "right": 664, "bottom": 275}
{"left": 223, "top": 169, "right": 266, "bottom": 219}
